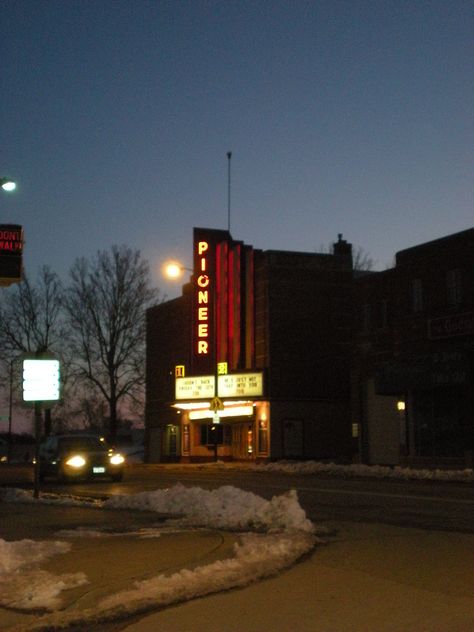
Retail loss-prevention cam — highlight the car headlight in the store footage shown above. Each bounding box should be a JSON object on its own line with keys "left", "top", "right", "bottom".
{"left": 65, "top": 455, "right": 87, "bottom": 468}
{"left": 109, "top": 453, "right": 125, "bottom": 465}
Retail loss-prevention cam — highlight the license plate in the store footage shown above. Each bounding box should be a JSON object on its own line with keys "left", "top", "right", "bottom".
{"left": 93, "top": 467, "right": 106, "bottom": 474}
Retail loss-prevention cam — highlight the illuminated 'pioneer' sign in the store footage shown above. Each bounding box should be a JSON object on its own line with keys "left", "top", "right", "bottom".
{"left": 196, "top": 239, "right": 210, "bottom": 355}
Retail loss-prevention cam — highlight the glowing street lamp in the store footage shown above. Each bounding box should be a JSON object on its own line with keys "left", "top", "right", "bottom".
{"left": 1, "top": 178, "right": 17, "bottom": 192}
{"left": 162, "top": 260, "right": 193, "bottom": 280}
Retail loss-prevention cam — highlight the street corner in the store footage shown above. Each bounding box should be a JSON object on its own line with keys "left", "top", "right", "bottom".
{"left": 0, "top": 511, "right": 240, "bottom": 632}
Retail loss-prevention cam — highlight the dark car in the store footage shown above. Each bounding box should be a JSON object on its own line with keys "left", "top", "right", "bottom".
{"left": 39, "top": 434, "right": 125, "bottom": 482}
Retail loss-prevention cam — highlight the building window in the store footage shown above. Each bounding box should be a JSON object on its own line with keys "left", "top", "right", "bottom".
{"left": 360, "top": 302, "right": 388, "bottom": 332}
{"left": 410, "top": 278, "right": 423, "bottom": 313}
{"left": 200, "top": 423, "right": 231, "bottom": 446}
{"left": 361, "top": 304, "right": 371, "bottom": 332}
{"left": 446, "top": 269, "right": 462, "bottom": 307}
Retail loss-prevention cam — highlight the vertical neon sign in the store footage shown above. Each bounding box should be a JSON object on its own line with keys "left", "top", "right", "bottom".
{"left": 196, "top": 240, "right": 210, "bottom": 355}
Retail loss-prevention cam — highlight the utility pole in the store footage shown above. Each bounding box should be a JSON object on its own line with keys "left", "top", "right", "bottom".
{"left": 227, "top": 151, "right": 232, "bottom": 232}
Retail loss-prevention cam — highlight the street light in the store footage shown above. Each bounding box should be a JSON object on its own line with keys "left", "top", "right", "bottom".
{"left": 1, "top": 178, "right": 16, "bottom": 192}
{"left": 162, "top": 260, "right": 192, "bottom": 280}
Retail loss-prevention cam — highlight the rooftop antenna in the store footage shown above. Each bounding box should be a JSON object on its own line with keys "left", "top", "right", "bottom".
{"left": 227, "top": 151, "right": 232, "bottom": 232}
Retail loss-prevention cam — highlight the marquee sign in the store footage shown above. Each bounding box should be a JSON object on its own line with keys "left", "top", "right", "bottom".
{"left": 175, "top": 375, "right": 215, "bottom": 400}
{"left": 217, "top": 372, "right": 263, "bottom": 398}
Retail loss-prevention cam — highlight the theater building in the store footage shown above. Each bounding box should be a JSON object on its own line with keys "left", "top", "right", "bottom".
{"left": 354, "top": 228, "right": 474, "bottom": 468}
{"left": 146, "top": 227, "right": 354, "bottom": 462}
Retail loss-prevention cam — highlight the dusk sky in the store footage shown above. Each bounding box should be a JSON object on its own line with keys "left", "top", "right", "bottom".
{"left": 1, "top": 0, "right": 472, "bottom": 300}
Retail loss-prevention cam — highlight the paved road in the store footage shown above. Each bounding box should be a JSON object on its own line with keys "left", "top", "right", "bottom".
{"left": 33, "top": 465, "right": 474, "bottom": 533}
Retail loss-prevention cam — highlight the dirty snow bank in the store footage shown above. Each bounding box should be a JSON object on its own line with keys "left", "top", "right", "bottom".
{"left": 0, "top": 539, "right": 87, "bottom": 611}
{"left": 252, "top": 460, "right": 474, "bottom": 482}
{"left": 0, "top": 484, "right": 316, "bottom": 628}
{"left": 104, "top": 483, "right": 314, "bottom": 533}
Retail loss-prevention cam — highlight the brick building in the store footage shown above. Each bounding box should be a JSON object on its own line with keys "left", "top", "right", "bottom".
{"left": 145, "top": 227, "right": 354, "bottom": 462}
{"left": 146, "top": 225, "right": 473, "bottom": 467}
{"left": 354, "top": 228, "right": 474, "bottom": 467}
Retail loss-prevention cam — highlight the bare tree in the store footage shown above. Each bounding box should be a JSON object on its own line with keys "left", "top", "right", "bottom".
{"left": 0, "top": 266, "right": 65, "bottom": 436}
{"left": 352, "top": 246, "right": 375, "bottom": 272}
{"left": 319, "top": 242, "right": 376, "bottom": 272}
{"left": 0, "top": 266, "right": 64, "bottom": 356}
{"left": 63, "top": 245, "right": 158, "bottom": 441}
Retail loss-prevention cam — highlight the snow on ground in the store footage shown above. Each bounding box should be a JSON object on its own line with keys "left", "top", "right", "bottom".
{"left": 0, "top": 538, "right": 88, "bottom": 611}
{"left": 254, "top": 460, "right": 474, "bottom": 482}
{"left": 0, "top": 484, "right": 318, "bottom": 629}
{"left": 169, "top": 459, "right": 474, "bottom": 483}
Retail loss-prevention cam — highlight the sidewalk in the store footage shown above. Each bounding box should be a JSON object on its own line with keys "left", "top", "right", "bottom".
{"left": 126, "top": 521, "right": 474, "bottom": 632}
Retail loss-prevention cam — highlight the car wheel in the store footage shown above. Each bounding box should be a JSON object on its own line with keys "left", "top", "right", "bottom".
{"left": 111, "top": 472, "right": 123, "bottom": 482}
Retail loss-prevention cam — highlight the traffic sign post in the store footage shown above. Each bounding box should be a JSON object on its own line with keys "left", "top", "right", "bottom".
{"left": 22, "top": 354, "right": 61, "bottom": 498}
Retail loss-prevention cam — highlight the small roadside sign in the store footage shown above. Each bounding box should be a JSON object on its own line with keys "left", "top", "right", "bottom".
{"left": 210, "top": 397, "right": 224, "bottom": 412}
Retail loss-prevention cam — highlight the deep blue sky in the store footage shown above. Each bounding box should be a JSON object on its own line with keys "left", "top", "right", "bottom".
{"left": 1, "top": 0, "right": 472, "bottom": 299}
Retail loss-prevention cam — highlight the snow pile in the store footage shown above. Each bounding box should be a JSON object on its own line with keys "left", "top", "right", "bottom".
{"left": 104, "top": 483, "right": 314, "bottom": 533}
{"left": 254, "top": 460, "right": 474, "bottom": 482}
{"left": 0, "top": 484, "right": 317, "bottom": 628}
{"left": 101, "top": 531, "right": 314, "bottom": 611}
{"left": 36, "top": 531, "right": 315, "bottom": 630}
{"left": 0, "top": 539, "right": 70, "bottom": 575}
{"left": 0, "top": 539, "right": 87, "bottom": 611}
{"left": 0, "top": 486, "right": 101, "bottom": 507}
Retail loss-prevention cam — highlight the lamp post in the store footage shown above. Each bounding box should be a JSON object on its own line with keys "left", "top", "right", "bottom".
{"left": 7, "top": 359, "right": 14, "bottom": 463}
{"left": 1, "top": 178, "right": 17, "bottom": 192}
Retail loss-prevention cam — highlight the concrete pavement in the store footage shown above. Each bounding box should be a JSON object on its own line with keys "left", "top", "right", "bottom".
{"left": 129, "top": 521, "right": 474, "bottom": 632}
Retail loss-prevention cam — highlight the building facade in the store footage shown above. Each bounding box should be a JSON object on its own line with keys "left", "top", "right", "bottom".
{"left": 146, "top": 226, "right": 473, "bottom": 467}
{"left": 146, "top": 227, "right": 354, "bottom": 462}
{"left": 354, "top": 228, "right": 474, "bottom": 468}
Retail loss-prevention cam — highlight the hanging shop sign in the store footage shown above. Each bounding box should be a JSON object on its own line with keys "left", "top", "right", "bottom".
{"left": 0, "top": 224, "right": 23, "bottom": 286}
{"left": 217, "top": 372, "right": 263, "bottom": 398}
{"left": 175, "top": 375, "right": 215, "bottom": 400}
{"left": 428, "top": 312, "right": 474, "bottom": 340}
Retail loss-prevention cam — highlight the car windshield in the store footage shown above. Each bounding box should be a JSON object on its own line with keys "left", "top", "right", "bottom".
{"left": 58, "top": 437, "right": 105, "bottom": 452}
